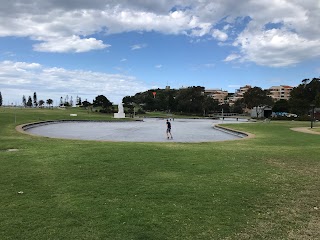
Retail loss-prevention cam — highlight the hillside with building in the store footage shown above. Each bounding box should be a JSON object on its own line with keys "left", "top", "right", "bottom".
{"left": 122, "top": 78, "right": 320, "bottom": 120}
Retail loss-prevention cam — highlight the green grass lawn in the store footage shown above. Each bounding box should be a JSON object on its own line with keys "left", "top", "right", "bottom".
{"left": 1, "top": 108, "right": 319, "bottom": 239}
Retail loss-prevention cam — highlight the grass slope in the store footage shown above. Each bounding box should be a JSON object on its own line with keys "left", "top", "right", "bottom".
{"left": 0, "top": 108, "right": 319, "bottom": 239}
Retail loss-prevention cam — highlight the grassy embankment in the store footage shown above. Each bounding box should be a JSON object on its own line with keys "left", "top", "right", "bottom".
{"left": 0, "top": 108, "right": 319, "bottom": 239}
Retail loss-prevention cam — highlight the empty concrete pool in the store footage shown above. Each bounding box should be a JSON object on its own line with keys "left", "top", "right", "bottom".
{"left": 22, "top": 118, "right": 248, "bottom": 142}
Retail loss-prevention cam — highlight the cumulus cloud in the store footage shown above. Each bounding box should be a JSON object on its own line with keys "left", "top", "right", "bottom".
{"left": 33, "top": 35, "right": 109, "bottom": 53}
{"left": 0, "top": 61, "right": 148, "bottom": 104}
{"left": 234, "top": 28, "right": 320, "bottom": 67}
{"left": 212, "top": 29, "right": 228, "bottom": 41}
{"left": 0, "top": 0, "right": 319, "bottom": 66}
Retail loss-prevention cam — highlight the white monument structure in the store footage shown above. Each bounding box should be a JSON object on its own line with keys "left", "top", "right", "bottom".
{"left": 114, "top": 103, "right": 126, "bottom": 118}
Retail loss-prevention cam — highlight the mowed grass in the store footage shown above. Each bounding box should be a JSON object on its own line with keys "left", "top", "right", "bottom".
{"left": 0, "top": 108, "right": 319, "bottom": 239}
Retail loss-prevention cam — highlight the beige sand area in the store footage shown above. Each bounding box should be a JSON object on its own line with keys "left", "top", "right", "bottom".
{"left": 291, "top": 127, "right": 320, "bottom": 135}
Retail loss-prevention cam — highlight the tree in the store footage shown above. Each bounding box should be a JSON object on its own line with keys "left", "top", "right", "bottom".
{"left": 232, "top": 99, "right": 245, "bottom": 114}
{"left": 33, "top": 92, "right": 38, "bottom": 107}
{"left": 46, "top": 99, "right": 53, "bottom": 108}
{"left": 289, "top": 78, "right": 320, "bottom": 115}
{"left": 123, "top": 96, "right": 135, "bottom": 105}
{"left": 0, "top": 91, "right": 2, "bottom": 106}
{"left": 220, "top": 103, "right": 231, "bottom": 113}
{"left": 122, "top": 96, "right": 135, "bottom": 113}
{"left": 202, "top": 96, "right": 219, "bottom": 116}
{"left": 93, "top": 95, "right": 112, "bottom": 110}
{"left": 22, "top": 95, "right": 27, "bottom": 107}
{"left": 82, "top": 99, "right": 92, "bottom": 108}
{"left": 243, "top": 87, "right": 273, "bottom": 109}
{"left": 26, "top": 96, "right": 33, "bottom": 107}
{"left": 175, "top": 86, "right": 205, "bottom": 114}
{"left": 272, "top": 99, "right": 290, "bottom": 113}
{"left": 64, "top": 95, "right": 70, "bottom": 106}
{"left": 76, "top": 96, "right": 82, "bottom": 106}
{"left": 301, "top": 78, "right": 310, "bottom": 87}
{"left": 38, "top": 100, "right": 45, "bottom": 108}
{"left": 315, "top": 93, "right": 320, "bottom": 107}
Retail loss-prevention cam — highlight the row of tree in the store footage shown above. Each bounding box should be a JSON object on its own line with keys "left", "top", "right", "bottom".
{"left": 122, "top": 77, "right": 320, "bottom": 116}
{"left": 20, "top": 92, "right": 86, "bottom": 108}
{"left": 2, "top": 77, "right": 319, "bottom": 116}
{"left": 22, "top": 92, "right": 53, "bottom": 108}
{"left": 123, "top": 86, "right": 221, "bottom": 115}
{"left": 122, "top": 86, "right": 270, "bottom": 115}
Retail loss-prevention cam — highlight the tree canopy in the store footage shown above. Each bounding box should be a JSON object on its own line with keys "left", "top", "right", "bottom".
{"left": 289, "top": 78, "right": 320, "bottom": 115}
{"left": 82, "top": 100, "right": 92, "bottom": 108}
{"left": 124, "top": 86, "right": 221, "bottom": 115}
{"left": 46, "top": 99, "right": 53, "bottom": 107}
{"left": 38, "top": 100, "right": 45, "bottom": 107}
{"left": 33, "top": 92, "right": 38, "bottom": 107}
{"left": 243, "top": 87, "right": 273, "bottom": 109}
{"left": 93, "top": 95, "right": 112, "bottom": 110}
{"left": 272, "top": 99, "right": 290, "bottom": 113}
{"left": 26, "top": 96, "right": 33, "bottom": 107}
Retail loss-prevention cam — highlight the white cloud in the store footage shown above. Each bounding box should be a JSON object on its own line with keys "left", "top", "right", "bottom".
{"left": 155, "top": 64, "right": 163, "bottom": 69}
{"left": 224, "top": 54, "right": 241, "bottom": 62}
{"left": 0, "top": 1, "right": 319, "bottom": 66}
{"left": 131, "top": 44, "right": 147, "bottom": 50}
{"left": 212, "top": 29, "right": 228, "bottom": 41}
{"left": 33, "top": 35, "right": 109, "bottom": 53}
{"left": 234, "top": 28, "right": 320, "bottom": 67}
{"left": 0, "top": 60, "right": 148, "bottom": 104}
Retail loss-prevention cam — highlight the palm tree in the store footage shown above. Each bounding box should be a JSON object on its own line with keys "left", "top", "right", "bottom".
{"left": 46, "top": 99, "right": 53, "bottom": 108}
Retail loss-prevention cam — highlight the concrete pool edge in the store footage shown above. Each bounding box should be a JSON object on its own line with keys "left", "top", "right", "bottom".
{"left": 16, "top": 120, "right": 255, "bottom": 143}
{"left": 15, "top": 119, "right": 143, "bottom": 135}
{"left": 213, "top": 124, "right": 255, "bottom": 140}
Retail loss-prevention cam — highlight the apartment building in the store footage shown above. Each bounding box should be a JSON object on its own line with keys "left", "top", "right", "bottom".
{"left": 268, "top": 85, "right": 293, "bottom": 101}
{"left": 205, "top": 89, "right": 228, "bottom": 105}
{"left": 228, "top": 85, "right": 251, "bottom": 105}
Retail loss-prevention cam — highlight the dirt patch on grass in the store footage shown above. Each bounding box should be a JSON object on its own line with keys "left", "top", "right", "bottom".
{"left": 291, "top": 127, "right": 320, "bottom": 135}
{"left": 288, "top": 215, "right": 320, "bottom": 240}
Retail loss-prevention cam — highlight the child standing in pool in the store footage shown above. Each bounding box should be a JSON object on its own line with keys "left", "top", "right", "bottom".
{"left": 166, "top": 119, "right": 173, "bottom": 139}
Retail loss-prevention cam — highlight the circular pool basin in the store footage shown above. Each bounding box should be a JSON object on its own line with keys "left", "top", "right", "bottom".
{"left": 23, "top": 118, "right": 248, "bottom": 142}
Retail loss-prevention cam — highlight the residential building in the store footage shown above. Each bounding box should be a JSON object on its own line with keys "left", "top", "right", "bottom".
{"left": 268, "top": 85, "right": 293, "bottom": 101}
{"left": 205, "top": 89, "right": 228, "bottom": 105}
{"left": 228, "top": 85, "right": 251, "bottom": 105}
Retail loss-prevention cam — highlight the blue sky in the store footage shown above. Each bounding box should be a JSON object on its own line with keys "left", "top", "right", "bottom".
{"left": 0, "top": 0, "right": 320, "bottom": 105}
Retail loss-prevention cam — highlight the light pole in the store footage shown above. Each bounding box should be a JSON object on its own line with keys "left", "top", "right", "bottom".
{"left": 310, "top": 104, "right": 315, "bottom": 128}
